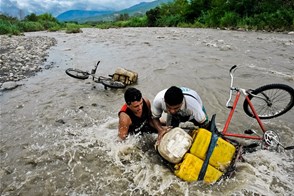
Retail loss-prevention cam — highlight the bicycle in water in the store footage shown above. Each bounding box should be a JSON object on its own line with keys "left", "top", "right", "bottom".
{"left": 219, "top": 65, "right": 294, "bottom": 152}
{"left": 65, "top": 61, "right": 137, "bottom": 90}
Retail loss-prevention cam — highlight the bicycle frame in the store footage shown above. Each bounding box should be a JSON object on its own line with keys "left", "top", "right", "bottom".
{"left": 90, "top": 61, "right": 114, "bottom": 83}
{"left": 221, "top": 65, "right": 267, "bottom": 140}
{"left": 222, "top": 89, "right": 266, "bottom": 140}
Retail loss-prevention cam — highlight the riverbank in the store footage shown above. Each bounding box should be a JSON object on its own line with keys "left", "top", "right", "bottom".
{"left": 0, "top": 34, "right": 57, "bottom": 89}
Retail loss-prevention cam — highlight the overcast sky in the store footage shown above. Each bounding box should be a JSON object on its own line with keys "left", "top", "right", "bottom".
{"left": 1, "top": 0, "right": 156, "bottom": 16}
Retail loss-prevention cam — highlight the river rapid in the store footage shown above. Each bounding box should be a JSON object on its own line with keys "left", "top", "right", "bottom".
{"left": 1, "top": 28, "right": 293, "bottom": 196}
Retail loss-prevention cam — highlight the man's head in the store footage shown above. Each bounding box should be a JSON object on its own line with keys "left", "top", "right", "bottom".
{"left": 124, "top": 87, "right": 142, "bottom": 105}
{"left": 164, "top": 86, "right": 183, "bottom": 114}
{"left": 124, "top": 88, "right": 143, "bottom": 115}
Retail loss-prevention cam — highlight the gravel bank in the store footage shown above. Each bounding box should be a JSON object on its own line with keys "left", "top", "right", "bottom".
{"left": 0, "top": 35, "right": 57, "bottom": 88}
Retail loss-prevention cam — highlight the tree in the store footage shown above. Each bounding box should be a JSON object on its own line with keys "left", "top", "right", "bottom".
{"left": 115, "top": 13, "right": 130, "bottom": 21}
{"left": 185, "top": 0, "right": 212, "bottom": 22}
{"left": 146, "top": 7, "right": 161, "bottom": 26}
{"left": 24, "top": 13, "right": 38, "bottom": 21}
{"left": 38, "top": 13, "right": 57, "bottom": 22}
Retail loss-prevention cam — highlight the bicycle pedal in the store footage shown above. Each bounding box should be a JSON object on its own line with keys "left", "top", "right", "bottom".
{"left": 244, "top": 129, "right": 254, "bottom": 134}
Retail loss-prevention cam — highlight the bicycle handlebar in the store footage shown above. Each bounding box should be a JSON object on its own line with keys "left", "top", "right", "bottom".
{"left": 226, "top": 65, "right": 238, "bottom": 108}
{"left": 229, "top": 65, "right": 237, "bottom": 89}
{"left": 91, "top": 60, "right": 101, "bottom": 75}
{"left": 230, "top": 65, "right": 237, "bottom": 73}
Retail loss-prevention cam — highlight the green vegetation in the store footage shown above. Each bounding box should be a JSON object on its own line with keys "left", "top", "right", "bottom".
{"left": 94, "top": 0, "right": 294, "bottom": 31}
{"left": 0, "top": 13, "right": 85, "bottom": 35}
{"left": 142, "top": 0, "right": 294, "bottom": 31}
{"left": 1, "top": 0, "right": 293, "bottom": 36}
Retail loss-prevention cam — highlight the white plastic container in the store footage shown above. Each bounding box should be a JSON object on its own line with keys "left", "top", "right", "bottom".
{"left": 158, "top": 127, "right": 193, "bottom": 164}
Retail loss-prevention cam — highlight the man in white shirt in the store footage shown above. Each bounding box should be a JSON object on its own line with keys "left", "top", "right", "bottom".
{"left": 152, "top": 86, "right": 209, "bottom": 142}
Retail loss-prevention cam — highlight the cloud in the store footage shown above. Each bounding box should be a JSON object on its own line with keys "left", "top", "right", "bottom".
{"left": 0, "top": 0, "right": 156, "bottom": 17}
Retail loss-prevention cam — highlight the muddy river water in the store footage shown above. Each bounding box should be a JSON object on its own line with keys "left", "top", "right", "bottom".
{"left": 1, "top": 28, "right": 294, "bottom": 195}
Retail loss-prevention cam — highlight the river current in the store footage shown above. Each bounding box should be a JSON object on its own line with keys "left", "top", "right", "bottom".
{"left": 1, "top": 28, "right": 293, "bottom": 195}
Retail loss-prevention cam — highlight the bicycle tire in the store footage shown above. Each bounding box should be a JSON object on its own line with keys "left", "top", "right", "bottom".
{"left": 243, "top": 84, "right": 294, "bottom": 119}
{"left": 65, "top": 68, "right": 90, "bottom": 80}
{"left": 101, "top": 79, "right": 126, "bottom": 89}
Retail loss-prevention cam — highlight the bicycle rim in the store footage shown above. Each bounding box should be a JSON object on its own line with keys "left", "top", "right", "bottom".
{"left": 243, "top": 84, "right": 294, "bottom": 119}
{"left": 102, "top": 79, "right": 126, "bottom": 89}
{"left": 65, "top": 68, "right": 89, "bottom": 80}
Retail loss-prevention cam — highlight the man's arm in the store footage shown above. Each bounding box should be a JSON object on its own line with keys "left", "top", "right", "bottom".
{"left": 152, "top": 117, "right": 172, "bottom": 147}
{"left": 152, "top": 117, "right": 166, "bottom": 135}
{"left": 150, "top": 94, "right": 172, "bottom": 144}
{"left": 187, "top": 96, "right": 209, "bottom": 126}
{"left": 118, "top": 112, "right": 131, "bottom": 140}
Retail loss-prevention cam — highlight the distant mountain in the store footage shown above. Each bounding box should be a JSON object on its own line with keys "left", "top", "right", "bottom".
{"left": 57, "top": 0, "right": 173, "bottom": 23}
{"left": 118, "top": 0, "right": 172, "bottom": 15}
{"left": 56, "top": 10, "right": 114, "bottom": 22}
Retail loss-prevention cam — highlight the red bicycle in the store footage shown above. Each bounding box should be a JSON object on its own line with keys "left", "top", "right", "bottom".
{"left": 221, "top": 65, "right": 294, "bottom": 151}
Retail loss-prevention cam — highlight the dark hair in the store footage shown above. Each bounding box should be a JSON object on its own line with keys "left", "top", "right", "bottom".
{"left": 124, "top": 87, "right": 142, "bottom": 105}
{"left": 164, "top": 86, "right": 183, "bottom": 106}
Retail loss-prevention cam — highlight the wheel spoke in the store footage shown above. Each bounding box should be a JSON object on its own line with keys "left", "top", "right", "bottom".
{"left": 243, "top": 84, "right": 294, "bottom": 119}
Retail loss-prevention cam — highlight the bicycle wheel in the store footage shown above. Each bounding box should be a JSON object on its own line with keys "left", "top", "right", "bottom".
{"left": 65, "top": 68, "right": 90, "bottom": 80}
{"left": 243, "top": 84, "right": 294, "bottom": 119}
{"left": 101, "top": 79, "right": 126, "bottom": 89}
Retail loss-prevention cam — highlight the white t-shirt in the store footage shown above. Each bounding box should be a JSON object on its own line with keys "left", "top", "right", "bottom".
{"left": 152, "top": 87, "right": 207, "bottom": 124}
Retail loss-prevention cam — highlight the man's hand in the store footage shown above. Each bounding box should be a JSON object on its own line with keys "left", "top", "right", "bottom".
{"left": 155, "top": 126, "right": 172, "bottom": 150}
{"left": 179, "top": 122, "right": 196, "bottom": 130}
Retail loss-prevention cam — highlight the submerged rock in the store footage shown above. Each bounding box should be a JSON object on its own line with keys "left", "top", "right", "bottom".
{"left": 0, "top": 81, "right": 22, "bottom": 90}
